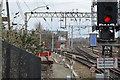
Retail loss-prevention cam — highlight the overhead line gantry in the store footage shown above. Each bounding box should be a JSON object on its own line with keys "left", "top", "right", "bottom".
{"left": 24, "top": 11, "right": 97, "bottom": 30}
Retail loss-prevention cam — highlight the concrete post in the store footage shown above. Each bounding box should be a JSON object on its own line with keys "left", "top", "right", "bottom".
{"left": 71, "top": 26, "right": 73, "bottom": 50}
{"left": 118, "top": 0, "right": 120, "bottom": 56}
{"left": 118, "top": 31, "right": 120, "bottom": 57}
{"left": 51, "top": 33, "right": 54, "bottom": 51}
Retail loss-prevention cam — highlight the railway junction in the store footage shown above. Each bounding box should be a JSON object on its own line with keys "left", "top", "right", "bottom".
{"left": 0, "top": 0, "right": 120, "bottom": 79}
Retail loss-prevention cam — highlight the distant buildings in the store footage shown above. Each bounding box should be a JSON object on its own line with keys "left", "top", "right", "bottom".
{"left": 55, "top": 31, "right": 68, "bottom": 49}
{"left": 28, "top": 30, "right": 68, "bottom": 50}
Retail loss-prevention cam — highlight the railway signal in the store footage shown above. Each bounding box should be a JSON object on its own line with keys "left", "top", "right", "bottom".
{"left": 96, "top": 0, "right": 118, "bottom": 40}
{"left": 99, "top": 27, "right": 114, "bottom": 40}
{"left": 97, "top": 1, "right": 118, "bottom": 25}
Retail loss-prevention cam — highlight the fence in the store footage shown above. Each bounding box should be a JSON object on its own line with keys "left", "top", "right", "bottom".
{"left": 1, "top": 40, "right": 41, "bottom": 79}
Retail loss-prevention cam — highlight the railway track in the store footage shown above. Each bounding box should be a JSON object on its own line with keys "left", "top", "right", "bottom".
{"left": 76, "top": 47, "right": 120, "bottom": 67}
{"left": 75, "top": 47, "right": 97, "bottom": 60}
{"left": 53, "top": 47, "right": 120, "bottom": 78}
{"left": 74, "top": 47, "right": 120, "bottom": 78}
{"left": 87, "top": 47, "right": 119, "bottom": 54}
{"left": 53, "top": 49, "right": 103, "bottom": 73}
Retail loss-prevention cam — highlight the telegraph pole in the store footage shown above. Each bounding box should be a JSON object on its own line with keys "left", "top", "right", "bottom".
{"left": 6, "top": 0, "right": 11, "bottom": 42}
{"left": 0, "top": 1, "right": 2, "bottom": 40}
{"left": 0, "top": 0, "right": 2, "bottom": 79}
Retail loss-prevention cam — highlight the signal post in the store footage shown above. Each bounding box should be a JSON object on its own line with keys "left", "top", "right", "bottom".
{"left": 97, "top": 0, "right": 118, "bottom": 57}
{"left": 93, "top": 0, "right": 120, "bottom": 79}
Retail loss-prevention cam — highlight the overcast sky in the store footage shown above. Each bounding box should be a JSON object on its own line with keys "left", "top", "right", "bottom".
{"left": 7, "top": 0, "right": 92, "bottom": 12}
{"left": 2, "top": 0, "right": 119, "bottom": 38}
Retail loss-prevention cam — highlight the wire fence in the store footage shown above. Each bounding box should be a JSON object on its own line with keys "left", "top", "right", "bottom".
{"left": 1, "top": 40, "right": 41, "bottom": 79}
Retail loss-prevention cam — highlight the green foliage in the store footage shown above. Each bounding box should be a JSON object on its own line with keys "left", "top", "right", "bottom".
{"left": 3, "top": 27, "right": 58, "bottom": 56}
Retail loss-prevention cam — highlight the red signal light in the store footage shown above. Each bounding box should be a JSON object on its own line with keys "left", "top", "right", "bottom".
{"left": 104, "top": 16, "right": 111, "bottom": 23}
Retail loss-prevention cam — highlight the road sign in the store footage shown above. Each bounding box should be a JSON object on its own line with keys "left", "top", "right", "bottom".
{"left": 97, "top": 57, "right": 118, "bottom": 69}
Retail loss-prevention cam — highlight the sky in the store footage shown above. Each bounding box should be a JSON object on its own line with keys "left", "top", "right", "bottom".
{"left": 1, "top": 0, "right": 119, "bottom": 38}
{"left": 7, "top": 0, "right": 92, "bottom": 12}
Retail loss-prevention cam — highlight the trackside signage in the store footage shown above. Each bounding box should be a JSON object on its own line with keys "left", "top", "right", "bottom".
{"left": 97, "top": 57, "right": 118, "bottom": 69}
